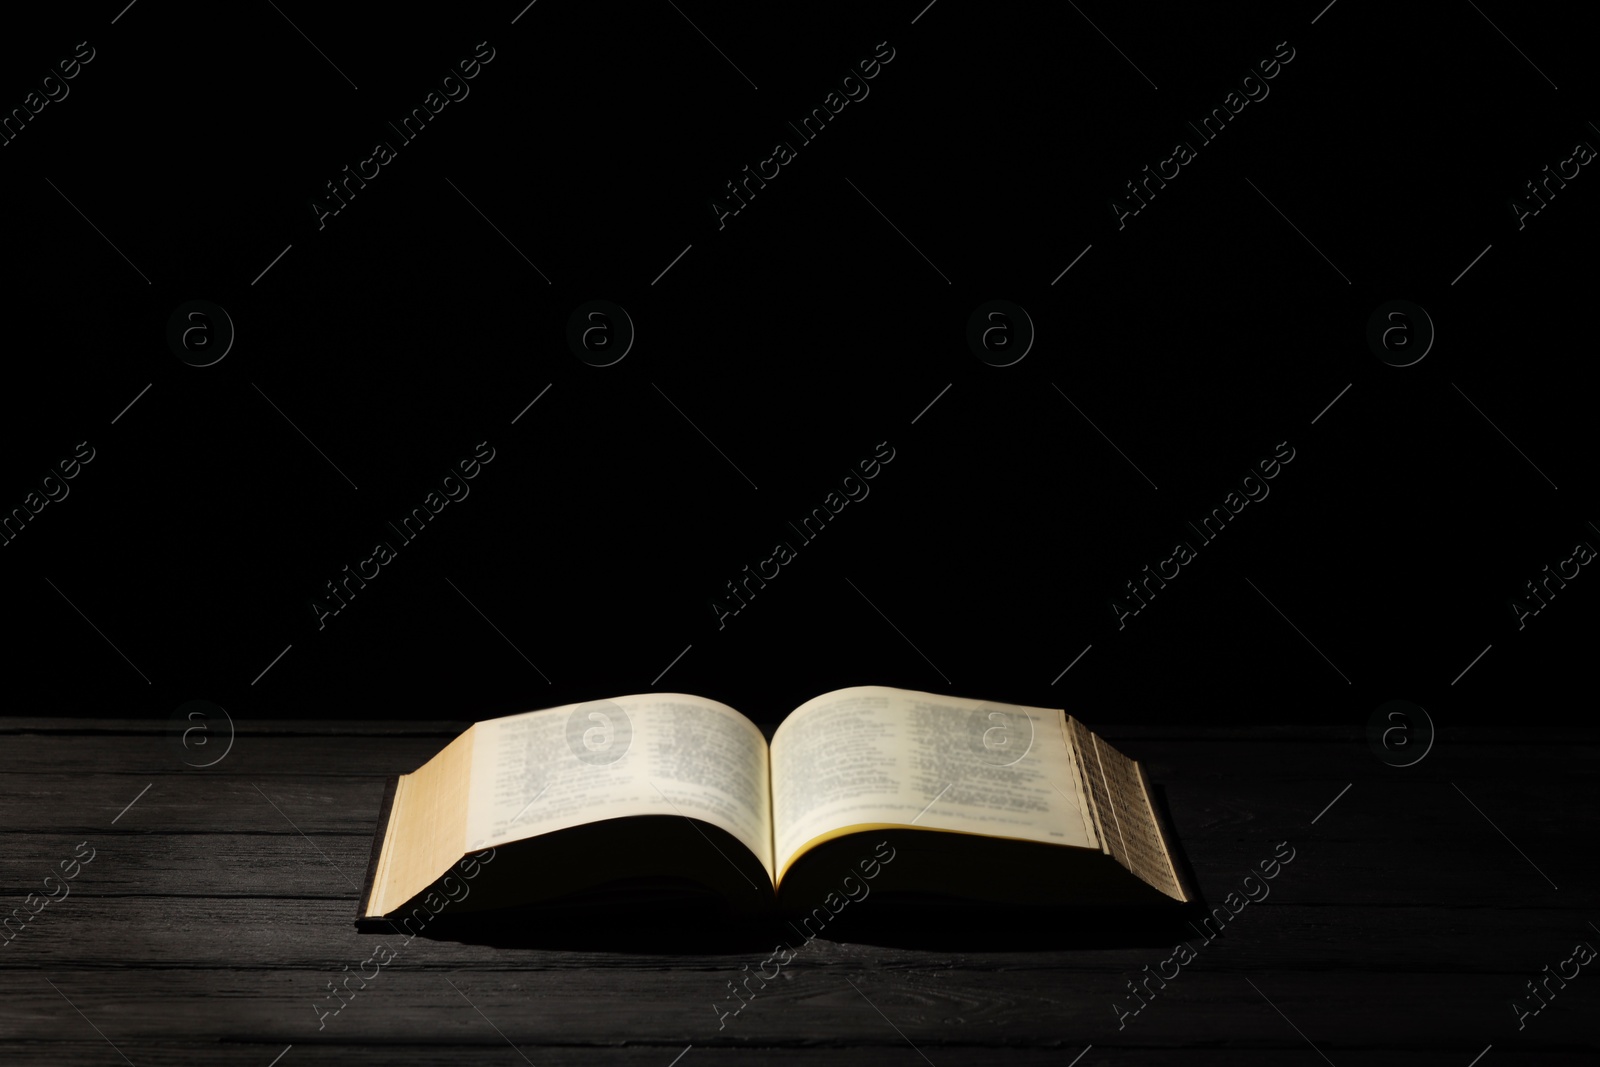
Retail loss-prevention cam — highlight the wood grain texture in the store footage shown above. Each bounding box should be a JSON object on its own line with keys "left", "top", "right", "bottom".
{"left": 1, "top": 720, "right": 1594, "bottom": 1066}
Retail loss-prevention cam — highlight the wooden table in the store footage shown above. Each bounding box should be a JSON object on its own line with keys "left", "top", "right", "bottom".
{"left": 2, "top": 719, "right": 1593, "bottom": 1066}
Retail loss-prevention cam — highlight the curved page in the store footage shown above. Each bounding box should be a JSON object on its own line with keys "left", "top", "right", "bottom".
{"left": 465, "top": 693, "right": 774, "bottom": 883}
{"left": 771, "top": 686, "right": 1095, "bottom": 882}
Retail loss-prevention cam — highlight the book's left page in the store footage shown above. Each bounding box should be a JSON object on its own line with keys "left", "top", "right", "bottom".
{"left": 463, "top": 693, "right": 774, "bottom": 881}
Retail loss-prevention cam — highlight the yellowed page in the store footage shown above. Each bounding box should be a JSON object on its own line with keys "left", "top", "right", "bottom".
{"left": 464, "top": 693, "right": 773, "bottom": 882}
{"left": 770, "top": 686, "right": 1093, "bottom": 880}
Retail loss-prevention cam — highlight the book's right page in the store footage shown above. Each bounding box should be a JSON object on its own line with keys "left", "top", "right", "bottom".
{"left": 769, "top": 686, "right": 1098, "bottom": 884}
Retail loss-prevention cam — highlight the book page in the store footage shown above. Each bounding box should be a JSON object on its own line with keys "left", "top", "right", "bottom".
{"left": 463, "top": 693, "right": 774, "bottom": 882}
{"left": 769, "top": 686, "right": 1094, "bottom": 879}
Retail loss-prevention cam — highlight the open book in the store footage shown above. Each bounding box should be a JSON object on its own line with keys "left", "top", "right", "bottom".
{"left": 358, "top": 686, "right": 1188, "bottom": 926}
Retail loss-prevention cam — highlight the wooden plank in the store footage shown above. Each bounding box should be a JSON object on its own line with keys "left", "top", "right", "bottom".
{"left": 4, "top": 718, "right": 1595, "bottom": 745}
{"left": 0, "top": 967, "right": 1588, "bottom": 1046}
{"left": 0, "top": 824, "right": 1584, "bottom": 907}
{"left": 1, "top": 896, "right": 1593, "bottom": 972}
{"left": 0, "top": 719, "right": 469, "bottom": 736}
{"left": 0, "top": 774, "right": 392, "bottom": 832}
{"left": 0, "top": 735, "right": 453, "bottom": 777}
{"left": 0, "top": 1046, "right": 1585, "bottom": 1067}
{"left": 0, "top": 777, "right": 1588, "bottom": 906}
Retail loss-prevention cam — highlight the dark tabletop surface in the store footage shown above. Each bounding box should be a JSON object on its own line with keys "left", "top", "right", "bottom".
{"left": 1, "top": 718, "right": 1592, "bottom": 1066}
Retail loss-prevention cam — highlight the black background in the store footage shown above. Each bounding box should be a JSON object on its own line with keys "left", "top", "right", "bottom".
{"left": 2, "top": 0, "right": 1593, "bottom": 731}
